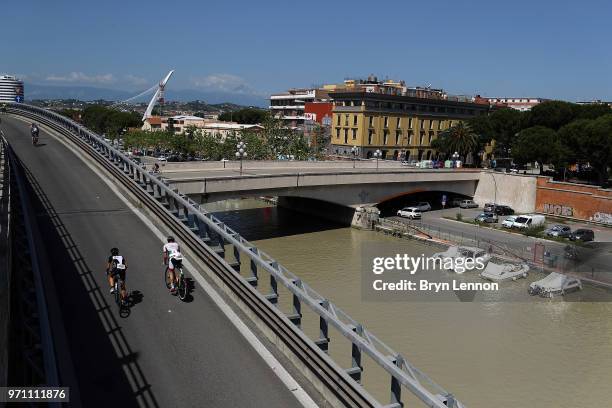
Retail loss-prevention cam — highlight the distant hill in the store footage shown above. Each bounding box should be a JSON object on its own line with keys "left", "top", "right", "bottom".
{"left": 26, "top": 84, "right": 268, "bottom": 107}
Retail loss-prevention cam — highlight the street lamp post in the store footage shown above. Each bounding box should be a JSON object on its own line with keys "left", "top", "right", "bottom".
{"left": 452, "top": 151, "right": 459, "bottom": 168}
{"left": 235, "top": 141, "right": 247, "bottom": 175}
{"left": 351, "top": 145, "right": 359, "bottom": 168}
{"left": 373, "top": 149, "right": 382, "bottom": 170}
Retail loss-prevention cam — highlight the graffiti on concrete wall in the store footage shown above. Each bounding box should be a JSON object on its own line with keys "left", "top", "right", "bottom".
{"left": 593, "top": 212, "right": 612, "bottom": 225}
{"left": 543, "top": 203, "right": 573, "bottom": 217}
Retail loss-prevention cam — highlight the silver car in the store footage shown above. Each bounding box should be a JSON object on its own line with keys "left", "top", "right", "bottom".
{"left": 545, "top": 224, "right": 571, "bottom": 237}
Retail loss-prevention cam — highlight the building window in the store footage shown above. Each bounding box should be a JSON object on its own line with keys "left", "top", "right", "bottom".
{"left": 420, "top": 120, "right": 425, "bottom": 130}
{"left": 384, "top": 117, "right": 389, "bottom": 128}
{"left": 344, "top": 128, "right": 348, "bottom": 144}
{"left": 336, "top": 128, "right": 340, "bottom": 139}
{"left": 396, "top": 117, "right": 401, "bottom": 128}
{"left": 438, "top": 120, "right": 443, "bottom": 130}
{"left": 408, "top": 130, "right": 414, "bottom": 145}
{"left": 353, "top": 115, "right": 358, "bottom": 126}
{"left": 336, "top": 115, "right": 340, "bottom": 126}
{"left": 344, "top": 115, "right": 349, "bottom": 126}
{"left": 419, "top": 131, "right": 425, "bottom": 145}
{"left": 448, "top": 120, "right": 453, "bottom": 128}
{"left": 428, "top": 131, "right": 434, "bottom": 145}
{"left": 369, "top": 116, "right": 374, "bottom": 128}
{"left": 368, "top": 130, "right": 374, "bottom": 145}
{"left": 352, "top": 129, "right": 357, "bottom": 140}
{"left": 408, "top": 118, "right": 413, "bottom": 128}
{"left": 395, "top": 130, "right": 401, "bottom": 145}
{"left": 383, "top": 130, "right": 389, "bottom": 145}
{"left": 429, "top": 120, "right": 434, "bottom": 130}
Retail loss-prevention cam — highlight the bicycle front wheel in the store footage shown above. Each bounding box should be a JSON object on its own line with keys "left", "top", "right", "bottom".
{"left": 164, "top": 267, "right": 172, "bottom": 289}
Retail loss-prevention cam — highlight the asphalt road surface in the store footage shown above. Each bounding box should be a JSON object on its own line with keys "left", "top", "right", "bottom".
{"left": 2, "top": 116, "right": 304, "bottom": 408}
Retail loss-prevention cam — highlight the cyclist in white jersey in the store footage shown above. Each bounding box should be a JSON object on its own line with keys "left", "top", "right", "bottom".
{"left": 163, "top": 236, "right": 183, "bottom": 293}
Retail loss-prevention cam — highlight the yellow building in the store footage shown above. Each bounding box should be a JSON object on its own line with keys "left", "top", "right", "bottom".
{"left": 329, "top": 91, "right": 489, "bottom": 161}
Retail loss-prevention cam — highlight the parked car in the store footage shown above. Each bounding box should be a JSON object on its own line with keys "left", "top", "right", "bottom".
{"left": 502, "top": 215, "right": 518, "bottom": 228}
{"left": 545, "top": 224, "right": 572, "bottom": 238}
{"left": 401, "top": 160, "right": 418, "bottom": 167}
{"left": 512, "top": 214, "right": 546, "bottom": 229}
{"left": 450, "top": 198, "right": 464, "bottom": 207}
{"left": 157, "top": 155, "right": 168, "bottom": 161}
{"left": 413, "top": 202, "right": 432, "bottom": 211}
{"left": 397, "top": 207, "right": 422, "bottom": 219}
{"left": 475, "top": 212, "right": 499, "bottom": 223}
{"left": 483, "top": 203, "right": 496, "bottom": 212}
{"left": 494, "top": 205, "right": 515, "bottom": 215}
{"left": 459, "top": 199, "right": 478, "bottom": 209}
{"left": 569, "top": 229, "right": 594, "bottom": 242}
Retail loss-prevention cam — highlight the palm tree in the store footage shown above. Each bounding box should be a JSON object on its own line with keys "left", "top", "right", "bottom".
{"left": 432, "top": 122, "right": 478, "bottom": 160}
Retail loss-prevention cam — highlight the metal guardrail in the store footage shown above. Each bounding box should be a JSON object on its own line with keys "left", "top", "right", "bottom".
{"left": 1, "top": 134, "right": 61, "bottom": 403}
{"left": 8, "top": 102, "right": 465, "bottom": 408}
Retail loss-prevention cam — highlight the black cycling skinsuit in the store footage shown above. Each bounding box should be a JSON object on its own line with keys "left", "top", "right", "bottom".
{"left": 108, "top": 255, "right": 126, "bottom": 281}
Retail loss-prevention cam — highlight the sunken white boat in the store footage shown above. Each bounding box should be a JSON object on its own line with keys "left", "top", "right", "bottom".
{"left": 480, "top": 261, "right": 529, "bottom": 282}
{"left": 528, "top": 272, "right": 582, "bottom": 298}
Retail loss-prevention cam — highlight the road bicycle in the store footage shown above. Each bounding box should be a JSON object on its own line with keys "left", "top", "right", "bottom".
{"left": 164, "top": 260, "right": 187, "bottom": 301}
{"left": 111, "top": 267, "right": 129, "bottom": 312}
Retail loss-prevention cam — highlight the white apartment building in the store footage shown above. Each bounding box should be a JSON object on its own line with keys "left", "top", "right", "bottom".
{"left": 269, "top": 88, "right": 329, "bottom": 129}
{"left": 484, "top": 97, "right": 548, "bottom": 111}
{"left": 142, "top": 115, "right": 263, "bottom": 140}
{"left": 0, "top": 75, "right": 24, "bottom": 102}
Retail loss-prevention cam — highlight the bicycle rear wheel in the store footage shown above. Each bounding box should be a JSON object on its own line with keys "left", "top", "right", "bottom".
{"left": 178, "top": 271, "right": 187, "bottom": 300}
{"left": 114, "top": 281, "right": 120, "bottom": 306}
{"left": 164, "top": 266, "right": 172, "bottom": 289}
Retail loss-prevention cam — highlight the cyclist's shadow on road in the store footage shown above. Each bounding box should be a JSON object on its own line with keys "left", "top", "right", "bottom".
{"left": 183, "top": 278, "right": 195, "bottom": 303}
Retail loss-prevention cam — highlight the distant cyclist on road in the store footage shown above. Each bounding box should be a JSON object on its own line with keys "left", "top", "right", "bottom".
{"left": 30, "top": 122, "right": 39, "bottom": 144}
{"left": 163, "top": 236, "right": 183, "bottom": 294}
{"left": 106, "top": 247, "right": 128, "bottom": 302}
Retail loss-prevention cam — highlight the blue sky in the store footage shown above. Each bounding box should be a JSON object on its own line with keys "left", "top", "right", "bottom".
{"left": 2, "top": 0, "right": 611, "bottom": 101}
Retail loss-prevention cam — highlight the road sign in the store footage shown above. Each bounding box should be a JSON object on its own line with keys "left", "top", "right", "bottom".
{"left": 15, "top": 95, "right": 23, "bottom": 103}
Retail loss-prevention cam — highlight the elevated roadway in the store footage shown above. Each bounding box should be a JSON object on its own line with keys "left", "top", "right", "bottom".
{"left": 1, "top": 116, "right": 309, "bottom": 408}
{"left": 156, "top": 161, "right": 481, "bottom": 207}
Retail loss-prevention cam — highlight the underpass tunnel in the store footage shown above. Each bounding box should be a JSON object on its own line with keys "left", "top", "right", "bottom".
{"left": 376, "top": 190, "right": 472, "bottom": 217}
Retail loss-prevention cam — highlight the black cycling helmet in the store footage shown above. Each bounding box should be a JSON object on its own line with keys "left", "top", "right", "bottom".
{"left": 167, "top": 236, "right": 175, "bottom": 242}
{"left": 110, "top": 247, "right": 119, "bottom": 256}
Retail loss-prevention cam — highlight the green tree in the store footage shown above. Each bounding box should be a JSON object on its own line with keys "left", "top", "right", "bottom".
{"left": 527, "top": 100, "right": 576, "bottom": 130}
{"left": 218, "top": 108, "right": 268, "bottom": 124}
{"left": 488, "top": 108, "right": 524, "bottom": 155}
{"left": 431, "top": 122, "right": 478, "bottom": 160}
{"left": 512, "top": 126, "right": 560, "bottom": 174}
{"left": 583, "top": 114, "right": 612, "bottom": 184}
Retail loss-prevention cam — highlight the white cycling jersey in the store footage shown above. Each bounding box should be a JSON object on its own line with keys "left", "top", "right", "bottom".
{"left": 163, "top": 242, "right": 183, "bottom": 260}
{"left": 110, "top": 255, "right": 126, "bottom": 270}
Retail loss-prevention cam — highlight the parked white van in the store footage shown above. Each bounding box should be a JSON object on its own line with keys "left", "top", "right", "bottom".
{"left": 512, "top": 214, "right": 546, "bottom": 229}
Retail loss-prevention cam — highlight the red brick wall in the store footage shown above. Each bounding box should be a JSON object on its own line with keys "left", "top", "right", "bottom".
{"left": 535, "top": 177, "right": 612, "bottom": 224}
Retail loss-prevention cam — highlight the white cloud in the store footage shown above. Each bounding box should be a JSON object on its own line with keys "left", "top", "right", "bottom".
{"left": 124, "top": 74, "right": 148, "bottom": 86}
{"left": 45, "top": 72, "right": 116, "bottom": 84}
{"left": 192, "top": 73, "right": 255, "bottom": 93}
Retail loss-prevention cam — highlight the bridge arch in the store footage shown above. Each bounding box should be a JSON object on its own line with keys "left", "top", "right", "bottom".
{"left": 376, "top": 189, "right": 472, "bottom": 216}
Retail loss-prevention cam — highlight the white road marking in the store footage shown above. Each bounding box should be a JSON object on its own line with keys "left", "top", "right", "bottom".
{"left": 22, "top": 117, "right": 319, "bottom": 408}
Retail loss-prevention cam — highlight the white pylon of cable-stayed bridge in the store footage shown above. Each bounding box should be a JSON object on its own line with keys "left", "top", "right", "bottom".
{"left": 111, "top": 70, "right": 174, "bottom": 121}
{"left": 142, "top": 70, "right": 174, "bottom": 121}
